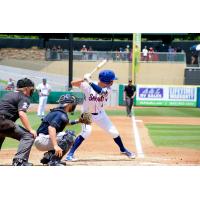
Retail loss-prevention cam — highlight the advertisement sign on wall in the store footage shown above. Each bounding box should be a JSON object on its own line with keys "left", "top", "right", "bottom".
{"left": 136, "top": 85, "right": 197, "bottom": 107}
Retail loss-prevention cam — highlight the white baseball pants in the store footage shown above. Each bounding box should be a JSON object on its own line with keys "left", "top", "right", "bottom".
{"left": 37, "top": 96, "right": 48, "bottom": 116}
{"left": 80, "top": 111, "right": 119, "bottom": 139}
{"left": 34, "top": 132, "right": 66, "bottom": 151}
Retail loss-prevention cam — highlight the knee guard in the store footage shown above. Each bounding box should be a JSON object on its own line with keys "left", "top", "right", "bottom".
{"left": 40, "top": 130, "right": 76, "bottom": 165}
{"left": 58, "top": 130, "right": 76, "bottom": 156}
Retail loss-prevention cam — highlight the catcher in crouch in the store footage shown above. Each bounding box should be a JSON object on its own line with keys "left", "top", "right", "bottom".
{"left": 34, "top": 94, "right": 91, "bottom": 166}
{"left": 65, "top": 69, "right": 136, "bottom": 161}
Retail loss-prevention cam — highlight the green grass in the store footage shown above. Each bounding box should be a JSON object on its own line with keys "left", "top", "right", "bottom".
{"left": 0, "top": 79, "right": 7, "bottom": 85}
{"left": 1, "top": 111, "right": 82, "bottom": 149}
{"left": 134, "top": 107, "right": 200, "bottom": 117}
{"left": 146, "top": 124, "right": 200, "bottom": 149}
{"left": 106, "top": 107, "right": 200, "bottom": 117}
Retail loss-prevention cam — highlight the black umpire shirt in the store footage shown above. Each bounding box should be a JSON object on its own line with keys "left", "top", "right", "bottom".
{"left": 0, "top": 91, "right": 30, "bottom": 122}
{"left": 124, "top": 85, "right": 136, "bottom": 98}
{"left": 37, "top": 108, "right": 69, "bottom": 136}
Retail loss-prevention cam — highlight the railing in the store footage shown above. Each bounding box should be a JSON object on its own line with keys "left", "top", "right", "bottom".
{"left": 45, "top": 50, "right": 186, "bottom": 63}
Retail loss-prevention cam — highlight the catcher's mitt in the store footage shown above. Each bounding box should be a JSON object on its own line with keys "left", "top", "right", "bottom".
{"left": 79, "top": 112, "right": 92, "bottom": 125}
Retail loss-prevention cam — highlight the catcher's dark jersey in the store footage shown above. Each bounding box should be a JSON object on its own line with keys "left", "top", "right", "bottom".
{"left": 37, "top": 108, "right": 69, "bottom": 136}
{"left": 124, "top": 85, "right": 136, "bottom": 98}
{"left": 0, "top": 91, "right": 30, "bottom": 122}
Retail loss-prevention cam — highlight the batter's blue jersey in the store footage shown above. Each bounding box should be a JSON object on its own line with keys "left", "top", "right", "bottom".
{"left": 37, "top": 108, "right": 69, "bottom": 135}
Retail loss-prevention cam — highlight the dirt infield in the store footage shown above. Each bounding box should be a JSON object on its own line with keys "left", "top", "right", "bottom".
{"left": 0, "top": 115, "right": 200, "bottom": 166}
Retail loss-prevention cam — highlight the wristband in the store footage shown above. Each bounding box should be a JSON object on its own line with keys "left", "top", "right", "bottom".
{"left": 69, "top": 119, "right": 79, "bottom": 125}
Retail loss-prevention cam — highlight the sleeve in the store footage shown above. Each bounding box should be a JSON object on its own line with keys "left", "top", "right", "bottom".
{"left": 18, "top": 98, "right": 30, "bottom": 112}
{"left": 49, "top": 113, "right": 69, "bottom": 130}
{"left": 80, "top": 81, "right": 90, "bottom": 93}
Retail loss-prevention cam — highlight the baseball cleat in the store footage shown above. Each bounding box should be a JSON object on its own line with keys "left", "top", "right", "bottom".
{"left": 12, "top": 158, "right": 33, "bottom": 166}
{"left": 65, "top": 154, "right": 78, "bottom": 162}
{"left": 47, "top": 160, "right": 66, "bottom": 166}
{"left": 121, "top": 149, "right": 136, "bottom": 159}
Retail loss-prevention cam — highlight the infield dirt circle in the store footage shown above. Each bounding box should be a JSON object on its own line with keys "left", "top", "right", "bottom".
{"left": 1, "top": 110, "right": 200, "bottom": 166}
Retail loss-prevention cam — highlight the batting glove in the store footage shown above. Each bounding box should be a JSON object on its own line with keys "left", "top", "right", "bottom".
{"left": 84, "top": 73, "right": 92, "bottom": 83}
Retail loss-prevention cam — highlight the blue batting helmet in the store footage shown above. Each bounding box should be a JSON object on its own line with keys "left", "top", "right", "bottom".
{"left": 98, "top": 70, "right": 118, "bottom": 84}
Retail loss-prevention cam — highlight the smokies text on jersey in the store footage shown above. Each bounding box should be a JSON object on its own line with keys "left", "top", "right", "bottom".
{"left": 88, "top": 94, "right": 108, "bottom": 102}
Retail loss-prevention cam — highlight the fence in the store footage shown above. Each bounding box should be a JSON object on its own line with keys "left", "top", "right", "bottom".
{"left": 0, "top": 90, "right": 84, "bottom": 104}
{"left": 45, "top": 50, "right": 186, "bottom": 63}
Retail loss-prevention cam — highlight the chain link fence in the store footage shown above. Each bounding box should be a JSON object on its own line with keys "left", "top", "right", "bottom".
{"left": 45, "top": 50, "right": 186, "bottom": 63}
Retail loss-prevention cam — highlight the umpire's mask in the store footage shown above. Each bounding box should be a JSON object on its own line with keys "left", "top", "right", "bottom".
{"left": 29, "top": 87, "right": 35, "bottom": 97}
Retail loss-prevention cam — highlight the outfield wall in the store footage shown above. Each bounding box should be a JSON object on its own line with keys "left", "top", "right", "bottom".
{"left": 0, "top": 90, "right": 83, "bottom": 104}
{"left": 1, "top": 85, "right": 200, "bottom": 107}
{"left": 119, "top": 84, "right": 199, "bottom": 107}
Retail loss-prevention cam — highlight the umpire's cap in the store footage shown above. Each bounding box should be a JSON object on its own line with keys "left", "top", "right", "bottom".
{"left": 17, "top": 78, "right": 35, "bottom": 88}
{"left": 99, "top": 70, "right": 118, "bottom": 84}
{"left": 57, "top": 94, "right": 77, "bottom": 107}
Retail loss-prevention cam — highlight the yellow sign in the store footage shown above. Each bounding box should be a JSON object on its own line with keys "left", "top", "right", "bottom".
{"left": 132, "top": 33, "right": 141, "bottom": 83}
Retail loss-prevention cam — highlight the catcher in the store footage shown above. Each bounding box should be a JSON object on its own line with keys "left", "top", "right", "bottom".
{"left": 34, "top": 94, "right": 92, "bottom": 166}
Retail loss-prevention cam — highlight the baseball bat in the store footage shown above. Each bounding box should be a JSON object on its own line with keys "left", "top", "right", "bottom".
{"left": 90, "top": 59, "right": 107, "bottom": 76}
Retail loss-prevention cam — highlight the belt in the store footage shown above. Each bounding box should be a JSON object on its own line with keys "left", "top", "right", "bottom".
{"left": 91, "top": 111, "right": 102, "bottom": 115}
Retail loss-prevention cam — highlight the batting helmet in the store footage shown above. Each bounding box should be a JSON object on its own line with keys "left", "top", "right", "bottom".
{"left": 98, "top": 70, "right": 118, "bottom": 84}
{"left": 57, "top": 94, "right": 77, "bottom": 106}
{"left": 17, "top": 78, "right": 35, "bottom": 88}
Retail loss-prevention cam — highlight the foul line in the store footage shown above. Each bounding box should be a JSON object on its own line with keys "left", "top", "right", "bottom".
{"left": 131, "top": 113, "right": 145, "bottom": 158}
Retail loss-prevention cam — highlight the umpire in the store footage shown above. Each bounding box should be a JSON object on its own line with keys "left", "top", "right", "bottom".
{"left": 123, "top": 79, "right": 136, "bottom": 117}
{"left": 0, "top": 78, "right": 36, "bottom": 166}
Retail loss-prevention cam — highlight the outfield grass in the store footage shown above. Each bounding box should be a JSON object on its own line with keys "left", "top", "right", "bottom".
{"left": 0, "top": 79, "right": 7, "bottom": 85}
{"left": 146, "top": 124, "right": 200, "bottom": 150}
{"left": 106, "top": 107, "right": 200, "bottom": 117}
{"left": 134, "top": 107, "right": 200, "bottom": 117}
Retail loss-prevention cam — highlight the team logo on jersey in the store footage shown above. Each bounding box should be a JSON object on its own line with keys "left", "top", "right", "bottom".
{"left": 88, "top": 94, "right": 105, "bottom": 102}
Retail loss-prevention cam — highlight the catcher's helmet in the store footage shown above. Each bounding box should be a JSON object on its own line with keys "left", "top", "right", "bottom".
{"left": 58, "top": 94, "right": 77, "bottom": 106}
{"left": 99, "top": 70, "right": 117, "bottom": 84}
{"left": 17, "top": 78, "right": 35, "bottom": 88}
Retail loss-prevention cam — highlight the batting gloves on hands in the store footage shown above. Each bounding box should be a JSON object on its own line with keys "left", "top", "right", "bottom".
{"left": 84, "top": 73, "right": 92, "bottom": 83}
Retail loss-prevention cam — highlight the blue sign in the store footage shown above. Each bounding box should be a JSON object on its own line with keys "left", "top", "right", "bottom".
{"left": 169, "top": 87, "right": 195, "bottom": 100}
{"left": 139, "top": 88, "right": 163, "bottom": 98}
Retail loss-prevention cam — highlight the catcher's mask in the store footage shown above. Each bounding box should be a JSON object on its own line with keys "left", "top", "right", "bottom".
{"left": 57, "top": 94, "right": 77, "bottom": 112}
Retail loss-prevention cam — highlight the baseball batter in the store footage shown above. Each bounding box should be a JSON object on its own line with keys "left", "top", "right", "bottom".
{"left": 65, "top": 69, "right": 136, "bottom": 161}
